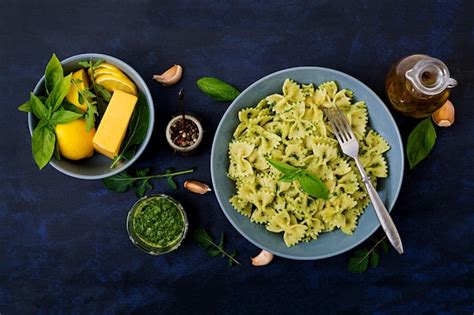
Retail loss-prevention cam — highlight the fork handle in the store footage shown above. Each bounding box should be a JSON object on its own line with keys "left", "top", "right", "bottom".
{"left": 354, "top": 158, "right": 404, "bottom": 254}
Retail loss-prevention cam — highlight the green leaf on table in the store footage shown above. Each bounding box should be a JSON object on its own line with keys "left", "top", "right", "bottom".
{"left": 31, "top": 121, "right": 56, "bottom": 169}
{"left": 196, "top": 77, "right": 240, "bottom": 101}
{"left": 102, "top": 171, "right": 135, "bottom": 193}
{"left": 30, "top": 93, "right": 49, "bottom": 120}
{"left": 49, "top": 110, "right": 83, "bottom": 125}
{"left": 381, "top": 239, "right": 389, "bottom": 254}
{"left": 370, "top": 251, "right": 380, "bottom": 268}
{"left": 102, "top": 168, "right": 194, "bottom": 194}
{"left": 165, "top": 169, "right": 178, "bottom": 190}
{"left": 134, "top": 168, "right": 153, "bottom": 197}
{"left": 298, "top": 173, "right": 329, "bottom": 199}
{"left": 348, "top": 248, "right": 369, "bottom": 273}
{"left": 406, "top": 117, "right": 437, "bottom": 169}
{"left": 44, "top": 53, "right": 64, "bottom": 95}
{"left": 192, "top": 228, "right": 213, "bottom": 249}
{"left": 192, "top": 228, "right": 241, "bottom": 267}
{"left": 46, "top": 73, "right": 72, "bottom": 111}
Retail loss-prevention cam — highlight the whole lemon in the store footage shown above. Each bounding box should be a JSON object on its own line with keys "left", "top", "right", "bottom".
{"left": 55, "top": 119, "right": 96, "bottom": 160}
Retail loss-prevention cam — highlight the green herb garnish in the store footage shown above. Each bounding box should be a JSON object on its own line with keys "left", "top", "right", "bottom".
{"left": 406, "top": 117, "right": 437, "bottom": 169}
{"left": 192, "top": 228, "right": 241, "bottom": 267}
{"left": 110, "top": 92, "right": 149, "bottom": 168}
{"left": 103, "top": 168, "right": 194, "bottom": 197}
{"left": 348, "top": 235, "right": 389, "bottom": 273}
{"left": 267, "top": 159, "right": 329, "bottom": 199}
{"left": 71, "top": 79, "right": 98, "bottom": 132}
{"left": 78, "top": 59, "right": 112, "bottom": 117}
{"left": 17, "top": 54, "right": 83, "bottom": 169}
{"left": 196, "top": 77, "right": 240, "bottom": 101}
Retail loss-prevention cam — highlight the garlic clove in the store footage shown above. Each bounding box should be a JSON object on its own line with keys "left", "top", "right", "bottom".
{"left": 432, "top": 100, "right": 455, "bottom": 127}
{"left": 184, "top": 180, "right": 211, "bottom": 194}
{"left": 153, "top": 64, "right": 183, "bottom": 86}
{"left": 251, "top": 250, "right": 274, "bottom": 266}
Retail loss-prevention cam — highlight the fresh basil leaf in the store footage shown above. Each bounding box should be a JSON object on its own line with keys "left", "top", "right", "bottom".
{"left": 266, "top": 159, "right": 299, "bottom": 175}
{"left": 46, "top": 73, "right": 72, "bottom": 111}
{"left": 298, "top": 173, "right": 329, "bottom": 199}
{"left": 50, "top": 110, "right": 83, "bottom": 125}
{"left": 127, "top": 93, "right": 149, "bottom": 146}
{"left": 44, "top": 53, "right": 63, "bottom": 95}
{"left": 78, "top": 60, "right": 92, "bottom": 68}
{"left": 196, "top": 77, "right": 240, "bottom": 101}
{"left": 54, "top": 139, "right": 61, "bottom": 160}
{"left": 102, "top": 171, "right": 135, "bottom": 193}
{"left": 31, "top": 121, "right": 56, "bottom": 169}
{"left": 29, "top": 93, "right": 49, "bottom": 120}
{"left": 279, "top": 173, "right": 299, "bottom": 182}
{"left": 62, "top": 101, "right": 85, "bottom": 114}
{"left": 370, "top": 251, "right": 380, "bottom": 268}
{"left": 348, "top": 248, "right": 369, "bottom": 273}
{"left": 407, "top": 117, "right": 437, "bottom": 169}
{"left": 18, "top": 100, "right": 32, "bottom": 112}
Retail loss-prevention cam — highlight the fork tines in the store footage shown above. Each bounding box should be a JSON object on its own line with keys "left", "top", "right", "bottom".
{"left": 324, "top": 106, "right": 355, "bottom": 143}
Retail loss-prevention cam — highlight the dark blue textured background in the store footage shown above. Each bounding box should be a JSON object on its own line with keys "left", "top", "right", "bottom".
{"left": 1, "top": 0, "right": 473, "bottom": 313}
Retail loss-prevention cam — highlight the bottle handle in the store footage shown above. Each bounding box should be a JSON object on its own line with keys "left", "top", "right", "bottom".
{"left": 447, "top": 78, "right": 457, "bottom": 88}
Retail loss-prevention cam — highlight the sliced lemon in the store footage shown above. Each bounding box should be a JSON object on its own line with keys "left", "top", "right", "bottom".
{"left": 93, "top": 67, "right": 130, "bottom": 80}
{"left": 88, "top": 62, "right": 123, "bottom": 77}
{"left": 95, "top": 74, "right": 138, "bottom": 95}
{"left": 66, "top": 69, "right": 89, "bottom": 112}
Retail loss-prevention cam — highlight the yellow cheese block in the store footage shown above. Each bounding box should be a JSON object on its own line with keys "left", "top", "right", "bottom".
{"left": 93, "top": 90, "right": 138, "bottom": 159}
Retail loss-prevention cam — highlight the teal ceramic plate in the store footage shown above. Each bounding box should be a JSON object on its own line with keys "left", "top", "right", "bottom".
{"left": 211, "top": 67, "right": 404, "bottom": 260}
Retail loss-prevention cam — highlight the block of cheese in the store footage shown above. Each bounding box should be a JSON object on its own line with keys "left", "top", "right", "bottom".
{"left": 93, "top": 90, "right": 138, "bottom": 159}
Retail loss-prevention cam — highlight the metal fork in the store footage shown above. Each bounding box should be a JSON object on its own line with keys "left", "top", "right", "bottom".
{"left": 325, "top": 106, "right": 404, "bottom": 254}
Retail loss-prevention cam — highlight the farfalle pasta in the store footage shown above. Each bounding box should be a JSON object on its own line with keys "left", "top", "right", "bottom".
{"left": 228, "top": 79, "right": 390, "bottom": 247}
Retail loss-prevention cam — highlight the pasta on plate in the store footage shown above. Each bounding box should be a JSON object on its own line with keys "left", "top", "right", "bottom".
{"left": 228, "top": 79, "right": 390, "bottom": 247}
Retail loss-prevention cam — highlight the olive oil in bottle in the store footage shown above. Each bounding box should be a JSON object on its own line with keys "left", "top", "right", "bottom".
{"left": 385, "top": 54, "right": 457, "bottom": 118}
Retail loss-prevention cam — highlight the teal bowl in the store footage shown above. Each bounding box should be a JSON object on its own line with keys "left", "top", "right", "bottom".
{"left": 28, "top": 53, "right": 155, "bottom": 180}
{"left": 211, "top": 67, "right": 404, "bottom": 260}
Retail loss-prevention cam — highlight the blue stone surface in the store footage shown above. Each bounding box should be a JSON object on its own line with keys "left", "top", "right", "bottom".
{"left": 0, "top": 0, "right": 473, "bottom": 313}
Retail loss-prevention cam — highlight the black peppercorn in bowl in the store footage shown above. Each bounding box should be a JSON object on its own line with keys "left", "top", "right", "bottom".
{"left": 165, "top": 114, "right": 203, "bottom": 153}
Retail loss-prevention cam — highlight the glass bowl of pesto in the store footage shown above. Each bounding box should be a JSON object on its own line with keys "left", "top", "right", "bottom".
{"left": 127, "top": 194, "right": 188, "bottom": 255}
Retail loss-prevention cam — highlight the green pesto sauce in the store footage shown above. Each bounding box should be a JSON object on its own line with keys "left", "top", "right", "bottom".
{"left": 132, "top": 197, "right": 185, "bottom": 248}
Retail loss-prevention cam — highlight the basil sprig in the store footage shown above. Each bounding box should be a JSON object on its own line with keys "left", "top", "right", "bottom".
{"left": 406, "top": 117, "right": 437, "bottom": 169}
{"left": 18, "top": 54, "right": 83, "bottom": 169}
{"left": 267, "top": 159, "right": 329, "bottom": 199}
{"left": 196, "top": 77, "right": 240, "bottom": 101}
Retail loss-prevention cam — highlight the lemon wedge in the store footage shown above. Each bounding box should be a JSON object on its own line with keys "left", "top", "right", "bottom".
{"left": 66, "top": 69, "right": 89, "bottom": 112}
{"left": 95, "top": 74, "right": 138, "bottom": 95}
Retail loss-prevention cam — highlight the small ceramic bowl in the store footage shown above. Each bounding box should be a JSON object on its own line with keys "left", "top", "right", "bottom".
{"left": 165, "top": 114, "right": 203, "bottom": 153}
{"left": 28, "top": 53, "right": 155, "bottom": 180}
{"left": 126, "top": 194, "right": 188, "bottom": 255}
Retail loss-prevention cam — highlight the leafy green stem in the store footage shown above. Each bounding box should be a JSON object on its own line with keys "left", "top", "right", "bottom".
{"left": 109, "top": 169, "right": 194, "bottom": 181}
{"left": 204, "top": 239, "right": 241, "bottom": 266}
{"left": 354, "top": 235, "right": 386, "bottom": 267}
{"left": 71, "top": 79, "right": 97, "bottom": 131}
